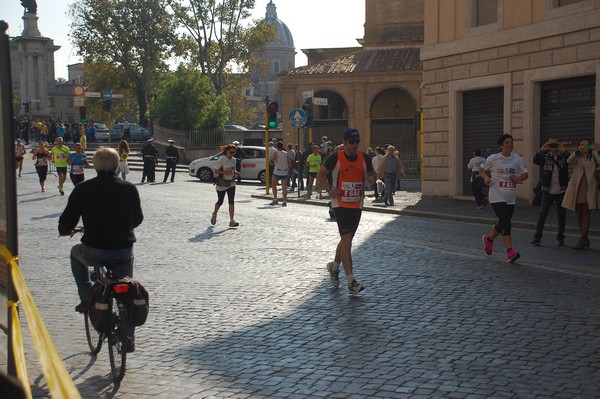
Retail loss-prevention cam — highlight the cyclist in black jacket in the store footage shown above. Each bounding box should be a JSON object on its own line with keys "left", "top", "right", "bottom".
{"left": 59, "top": 147, "right": 144, "bottom": 312}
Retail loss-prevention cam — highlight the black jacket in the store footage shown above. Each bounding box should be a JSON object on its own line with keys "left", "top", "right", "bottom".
{"left": 165, "top": 145, "right": 179, "bottom": 163}
{"left": 533, "top": 151, "right": 570, "bottom": 192}
{"left": 59, "top": 172, "right": 144, "bottom": 249}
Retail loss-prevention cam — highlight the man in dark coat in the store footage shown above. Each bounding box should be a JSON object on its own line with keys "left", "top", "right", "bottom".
{"left": 163, "top": 139, "right": 179, "bottom": 182}
{"left": 141, "top": 138, "right": 158, "bottom": 183}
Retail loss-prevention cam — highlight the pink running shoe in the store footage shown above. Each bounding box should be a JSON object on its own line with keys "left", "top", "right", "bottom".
{"left": 482, "top": 235, "right": 493, "bottom": 255}
{"left": 507, "top": 249, "right": 520, "bottom": 263}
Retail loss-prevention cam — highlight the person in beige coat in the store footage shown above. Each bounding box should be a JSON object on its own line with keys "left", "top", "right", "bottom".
{"left": 376, "top": 145, "right": 405, "bottom": 206}
{"left": 561, "top": 139, "right": 600, "bottom": 249}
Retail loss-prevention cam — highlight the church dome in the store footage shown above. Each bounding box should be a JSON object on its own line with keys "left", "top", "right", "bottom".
{"left": 264, "top": 1, "right": 294, "bottom": 48}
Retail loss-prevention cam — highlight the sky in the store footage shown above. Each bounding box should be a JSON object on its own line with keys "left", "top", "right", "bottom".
{"left": 2, "top": 0, "right": 366, "bottom": 80}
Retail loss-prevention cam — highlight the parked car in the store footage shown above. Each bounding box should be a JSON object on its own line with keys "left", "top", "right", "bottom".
{"left": 111, "top": 123, "right": 150, "bottom": 142}
{"left": 188, "top": 145, "right": 266, "bottom": 184}
{"left": 224, "top": 124, "right": 249, "bottom": 131}
{"left": 93, "top": 123, "right": 111, "bottom": 142}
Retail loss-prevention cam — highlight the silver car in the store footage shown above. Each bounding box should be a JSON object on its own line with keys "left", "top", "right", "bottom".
{"left": 93, "top": 123, "right": 111, "bottom": 141}
{"left": 188, "top": 145, "right": 267, "bottom": 183}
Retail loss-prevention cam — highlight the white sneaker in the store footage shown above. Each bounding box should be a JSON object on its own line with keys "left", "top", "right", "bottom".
{"left": 326, "top": 262, "right": 340, "bottom": 288}
{"left": 348, "top": 280, "right": 365, "bottom": 295}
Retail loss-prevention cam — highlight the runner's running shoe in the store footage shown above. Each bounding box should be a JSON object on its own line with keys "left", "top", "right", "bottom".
{"left": 348, "top": 280, "right": 364, "bottom": 295}
{"left": 507, "top": 249, "right": 520, "bottom": 263}
{"left": 326, "top": 262, "right": 340, "bottom": 288}
{"left": 482, "top": 235, "right": 493, "bottom": 255}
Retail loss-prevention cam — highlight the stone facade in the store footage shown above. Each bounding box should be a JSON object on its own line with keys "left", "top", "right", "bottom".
{"left": 421, "top": 0, "right": 600, "bottom": 198}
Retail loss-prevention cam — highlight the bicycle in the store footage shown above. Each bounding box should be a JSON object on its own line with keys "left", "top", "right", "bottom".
{"left": 73, "top": 228, "right": 133, "bottom": 382}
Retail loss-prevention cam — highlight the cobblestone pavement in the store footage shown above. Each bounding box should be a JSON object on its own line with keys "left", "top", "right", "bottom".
{"left": 3, "top": 160, "right": 600, "bottom": 398}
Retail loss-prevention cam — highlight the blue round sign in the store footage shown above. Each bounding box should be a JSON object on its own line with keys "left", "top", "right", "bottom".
{"left": 288, "top": 108, "right": 307, "bottom": 128}
{"left": 102, "top": 91, "right": 113, "bottom": 101}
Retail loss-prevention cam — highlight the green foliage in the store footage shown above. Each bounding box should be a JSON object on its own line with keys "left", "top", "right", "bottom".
{"left": 154, "top": 65, "right": 229, "bottom": 131}
{"left": 69, "top": 0, "right": 178, "bottom": 127}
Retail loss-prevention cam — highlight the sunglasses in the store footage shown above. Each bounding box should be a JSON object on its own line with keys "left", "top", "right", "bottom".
{"left": 347, "top": 140, "right": 360, "bottom": 144}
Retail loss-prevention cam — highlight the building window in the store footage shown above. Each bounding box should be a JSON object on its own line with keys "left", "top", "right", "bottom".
{"left": 272, "top": 61, "right": 280, "bottom": 75}
{"left": 475, "top": 0, "right": 497, "bottom": 26}
{"left": 67, "top": 97, "right": 73, "bottom": 108}
{"left": 557, "top": 0, "right": 585, "bottom": 5}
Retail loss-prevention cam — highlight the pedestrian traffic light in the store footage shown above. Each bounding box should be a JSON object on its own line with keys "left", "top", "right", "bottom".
{"left": 102, "top": 99, "right": 111, "bottom": 112}
{"left": 302, "top": 99, "right": 313, "bottom": 127}
{"left": 22, "top": 102, "right": 30, "bottom": 114}
{"left": 267, "top": 101, "right": 278, "bottom": 128}
{"left": 79, "top": 106, "right": 87, "bottom": 123}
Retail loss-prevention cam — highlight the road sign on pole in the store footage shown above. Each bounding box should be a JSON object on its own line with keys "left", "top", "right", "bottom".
{"left": 85, "top": 91, "right": 101, "bottom": 98}
{"left": 73, "top": 97, "right": 85, "bottom": 107}
{"left": 288, "top": 108, "right": 307, "bottom": 128}
{"left": 72, "top": 84, "right": 85, "bottom": 96}
{"left": 302, "top": 90, "right": 313, "bottom": 99}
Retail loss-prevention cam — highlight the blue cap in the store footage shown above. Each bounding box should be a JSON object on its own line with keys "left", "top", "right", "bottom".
{"left": 343, "top": 128, "right": 360, "bottom": 141}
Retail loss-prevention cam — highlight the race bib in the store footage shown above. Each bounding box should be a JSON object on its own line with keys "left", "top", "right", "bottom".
{"left": 72, "top": 165, "right": 84, "bottom": 175}
{"left": 498, "top": 178, "right": 515, "bottom": 189}
{"left": 341, "top": 181, "right": 363, "bottom": 203}
{"left": 37, "top": 158, "right": 47, "bottom": 166}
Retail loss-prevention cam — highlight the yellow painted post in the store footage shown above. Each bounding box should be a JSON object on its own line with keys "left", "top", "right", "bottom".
{"left": 265, "top": 97, "right": 270, "bottom": 195}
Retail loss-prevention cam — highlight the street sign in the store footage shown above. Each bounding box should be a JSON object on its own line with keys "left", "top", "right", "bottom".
{"left": 288, "top": 108, "right": 307, "bottom": 128}
{"left": 74, "top": 97, "right": 85, "bottom": 106}
{"left": 313, "top": 97, "right": 328, "bottom": 106}
{"left": 72, "top": 84, "right": 85, "bottom": 96}
{"left": 102, "top": 91, "right": 113, "bottom": 101}
{"left": 112, "top": 93, "right": 124, "bottom": 99}
{"left": 302, "top": 90, "right": 313, "bottom": 99}
{"left": 85, "top": 92, "right": 101, "bottom": 97}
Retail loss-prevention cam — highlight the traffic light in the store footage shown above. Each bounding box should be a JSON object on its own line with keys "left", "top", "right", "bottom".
{"left": 267, "top": 101, "right": 278, "bottom": 128}
{"left": 102, "top": 99, "right": 111, "bottom": 112}
{"left": 302, "top": 99, "right": 313, "bottom": 127}
{"left": 413, "top": 109, "right": 421, "bottom": 131}
{"left": 22, "top": 102, "right": 30, "bottom": 114}
{"left": 79, "top": 106, "right": 87, "bottom": 123}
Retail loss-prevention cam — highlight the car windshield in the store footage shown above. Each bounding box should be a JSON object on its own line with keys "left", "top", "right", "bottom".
{"left": 95, "top": 123, "right": 108, "bottom": 129}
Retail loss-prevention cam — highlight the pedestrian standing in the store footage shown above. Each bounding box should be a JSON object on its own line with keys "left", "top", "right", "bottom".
{"left": 15, "top": 138, "right": 26, "bottom": 177}
{"left": 67, "top": 143, "right": 89, "bottom": 186}
{"left": 32, "top": 141, "right": 50, "bottom": 192}
{"left": 118, "top": 140, "right": 130, "bottom": 180}
{"left": 301, "top": 142, "right": 314, "bottom": 191}
{"left": 479, "top": 133, "right": 529, "bottom": 263}
{"left": 317, "top": 128, "right": 377, "bottom": 295}
{"left": 52, "top": 137, "right": 71, "bottom": 195}
{"left": 561, "top": 139, "right": 600, "bottom": 250}
{"left": 141, "top": 138, "right": 158, "bottom": 183}
{"left": 269, "top": 141, "right": 290, "bottom": 206}
{"left": 122, "top": 121, "right": 131, "bottom": 142}
{"left": 210, "top": 143, "right": 240, "bottom": 227}
{"left": 467, "top": 149, "right": 487, "bottom": 209}
{"left": 163, "top": 139, "right": 179, "bottom": 182}
{"left": 371, "top": 147, "right": 385, "bottom": 202}
{"left": 530, "top": 138, "right": 570, "bottom": 246}
{"left": 376, "top": 145, "right": 405, "bottom": 206}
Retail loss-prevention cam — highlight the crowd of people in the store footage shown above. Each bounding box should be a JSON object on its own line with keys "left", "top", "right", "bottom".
{"left": 15, "top": 116, "right": 101, "bottom": 146}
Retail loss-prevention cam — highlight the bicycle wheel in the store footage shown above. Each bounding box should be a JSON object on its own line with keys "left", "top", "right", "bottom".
{"left": 108, "top": 297, "right": 127, "bottom": 382}
{"left": 84, "top": 312, "right": 103, "bottom": 355}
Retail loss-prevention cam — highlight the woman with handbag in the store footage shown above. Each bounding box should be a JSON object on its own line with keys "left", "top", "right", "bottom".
{"left": 561, "top": 139, "right": 600, "bottom": 249}
{"left": 210, "top": 143, "right": 240, "bottom": 227}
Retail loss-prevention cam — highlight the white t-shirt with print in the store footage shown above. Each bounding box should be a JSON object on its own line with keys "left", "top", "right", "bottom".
{"left": 214, "top": 155, "right": 237, "bottom": 191}
{"left": 480, "top": 152, "right": 528, "bottom": 205}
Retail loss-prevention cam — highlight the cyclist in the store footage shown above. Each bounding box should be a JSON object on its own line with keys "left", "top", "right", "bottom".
{"left": 58, "top": 147, "right": 144, "bottom": 352}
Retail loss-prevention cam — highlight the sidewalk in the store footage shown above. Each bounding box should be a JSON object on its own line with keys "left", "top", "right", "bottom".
{"left": 252, "top": 180, "right": 600, "bottom": 238}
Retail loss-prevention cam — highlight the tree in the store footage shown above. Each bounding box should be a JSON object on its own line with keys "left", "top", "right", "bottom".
{"left": 154, "top": 65, "right": 229, "bottom": 131}
{"left": 69, "top": 0, "right": 178, "bottom": 128}
{"left": 169, "top": 0, "right": 277, "bottom": 96}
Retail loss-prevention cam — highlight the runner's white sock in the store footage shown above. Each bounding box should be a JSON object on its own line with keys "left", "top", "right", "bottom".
{"left": 346, "top": 273, "right": 354, "bottom": 284}
{"left": 332, "top": 261, "right": 340, "bottom": 271}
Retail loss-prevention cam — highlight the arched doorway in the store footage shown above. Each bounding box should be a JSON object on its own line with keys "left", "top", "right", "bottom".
{"left": 312, "top": 90, "right": 348, "bottom": 144}
{"left": 370, "top": 88, "right": 419, "bottom": 178}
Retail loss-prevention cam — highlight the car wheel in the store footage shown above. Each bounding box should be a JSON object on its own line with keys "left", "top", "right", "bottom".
{"left": 197, "top": 167, "right": 214, "bottom": 182}
{"left": 258, "top": 170, "right": 266, "bottom": 184}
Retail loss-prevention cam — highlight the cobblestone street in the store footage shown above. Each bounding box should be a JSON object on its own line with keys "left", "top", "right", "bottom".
{"left": 4, "top": 161, "right": 600, "bottom": 398}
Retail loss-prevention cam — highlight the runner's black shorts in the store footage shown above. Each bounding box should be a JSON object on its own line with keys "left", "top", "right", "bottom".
{"left": 333, "top": 207, "right": 362, "bottom": 236}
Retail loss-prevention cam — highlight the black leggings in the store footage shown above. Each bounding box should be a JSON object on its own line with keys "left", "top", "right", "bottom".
{"left": 216, "top": 186, "right": 236, "bottom": 205}
{"left": 35, "top": 165, "right": 48, "bottom": 183}
{"left": 491, "top": 202, "right": 515, "bottom": 236}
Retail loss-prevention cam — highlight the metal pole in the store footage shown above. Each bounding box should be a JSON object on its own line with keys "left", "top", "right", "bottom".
{"left": 265, "top": 95, "right": 270, "bottom": 195}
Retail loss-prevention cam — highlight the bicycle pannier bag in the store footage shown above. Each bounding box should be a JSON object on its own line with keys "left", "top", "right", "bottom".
{"left": 121, "top": 278, "right": 150, "bottom": 327}
{"left": 87, "top": 281, "right": 112, "bottom": 333}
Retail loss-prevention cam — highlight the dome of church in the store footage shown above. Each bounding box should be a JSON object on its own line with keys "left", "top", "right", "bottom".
{"left": 264, "top": 1, "right": 294, "bottom": 48}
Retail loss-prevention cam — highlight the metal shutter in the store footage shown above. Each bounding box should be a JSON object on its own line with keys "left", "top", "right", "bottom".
{"left": 462, "top": 87, "right": 504, "bottom": 195}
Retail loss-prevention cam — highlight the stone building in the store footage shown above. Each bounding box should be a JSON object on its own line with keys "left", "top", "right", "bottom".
{"left": 279, "top": 0, "right": 424, "bottom": 176}
{"left": 421, "top": 0, "right": 599, "bottom": 198}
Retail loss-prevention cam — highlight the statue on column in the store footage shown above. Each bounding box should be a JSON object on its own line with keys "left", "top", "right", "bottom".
{"left": 21, "top": 0, "right": 38, "bottom": 14}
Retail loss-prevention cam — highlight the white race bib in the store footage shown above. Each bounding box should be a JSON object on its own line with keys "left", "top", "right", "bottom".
{"left": 341, "top": 181, "right": 363, "bottom": 202}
